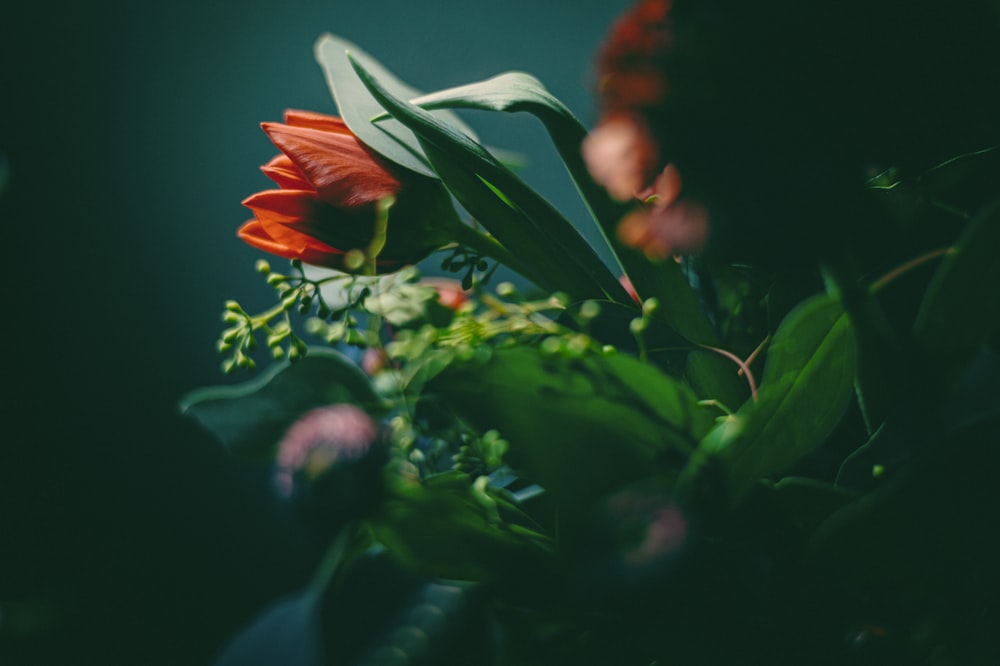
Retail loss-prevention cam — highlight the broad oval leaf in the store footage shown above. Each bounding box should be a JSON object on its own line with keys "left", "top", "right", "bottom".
{"left": 313, "top": 33, "right": 479, "bottom": 178}
{"left": 428, "top": 347, "right": 714, "bottom": 504}
{"left": 686, "top": 294, "right": 857, "bottom": 502}
{"left": 179, "top": 348, "right": 383, "bottom": 459}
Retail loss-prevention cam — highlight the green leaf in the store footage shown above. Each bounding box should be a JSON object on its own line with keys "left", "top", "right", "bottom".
{"left": 313, "top": 33, "right": 479, "bottom": 178}
{"left": 386, "top": 70, "right": 723, "bottom": 352}
{"left": 348, "top": 55, "right": 632, "bottom": 305}
{"left": 682, "top": 294, "right": 857, "bottom": 503}
{"left": 913, "top": 197, "right": 1000, "bottom": 382}
{"left": 428, "top": 347, "right": 714, "bottom": 504}
{"left": 179, "top": 348, "right": 383, "bottom": 459}
{"left": 214, "top": 529, "right": 354, "bottom": 666}
{"left": 372, "top": 71, "right": 620, "bottom": 246}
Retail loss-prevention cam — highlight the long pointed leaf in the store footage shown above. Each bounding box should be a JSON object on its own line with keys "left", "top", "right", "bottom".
{"left": 383, "top": 71, "right": 722, "bottom": 347}
{"left": 347, "top": 55, "right": 631, "bottom": 305}
{"left": 314, "top": 34, "right": 479, "bottom": 178}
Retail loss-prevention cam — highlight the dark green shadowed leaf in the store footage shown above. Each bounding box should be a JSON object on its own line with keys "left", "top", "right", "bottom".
{"left": 428, "top": 347, "right": 714, "bottom": 504}
{"left": 371, "top": 470, "right": 554, "bottom": 582}
{"left": 313, "top": 34, "right": 479, "bottom": 178}
{"left": 179, "top": 348, "right": 383, "bottom": 459}
{"left": 213, "top": 530, "right": 354, "bottom": 666}
{"left": 348, "top": 55, "right": 632, "bottom": 305}
{"left": 682, "top": 294, "right": 857, "bottom": 503}
{"left": 914, "top": 197, "right": 1000, "bottom": 382}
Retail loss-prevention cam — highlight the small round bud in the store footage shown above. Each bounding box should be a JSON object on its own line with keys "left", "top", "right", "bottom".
{"left": 579, "top": 300, "right": 601, "bottom": 320}
{"left": 630, "top": 317, "right": 648, "bottom": 335}
{"left": 290, "top": 258, "right": 302, "bottom": 270}
{"left": 495, "top": 281, "right": 517, "bottom": 298}
{"left": 266, "top": 273, "right": 287, "bottom": 287}
{"left": 550, "top": 292, "right": 570, "bottom": 308}
{"left": 255, "top": 259, "right": 271, "bottom": 275}
{"left": 216, "top": 339, "right": 232, "bottom": 353}
{"left": 641, "top": 297, "right": 660, "bottom": 316}
{"left": 344, "top": 249, "right": 365, "bottom": 271}
{"left": 540, "top": 336, "right": 563, "bottom": 355}
{"left": 224, "top": 300, "right": 243, "bottom": 313}
{"left": 566, "top": 334, "right": 590, "bottom": 356}
{"left": 222, "top": 311, "right": 243, "bottom": 324}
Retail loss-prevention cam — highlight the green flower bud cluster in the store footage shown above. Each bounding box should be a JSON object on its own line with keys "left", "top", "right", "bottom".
{"left": 440, "top": 246, "right": 498, "bottom": 291}
{"left": 452, "top": 429, "right": 508, "bottom": 478}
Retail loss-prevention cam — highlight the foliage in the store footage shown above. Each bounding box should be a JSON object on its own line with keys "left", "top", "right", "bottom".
{"left": 183, "top": 8, "right": 1000, "bottom": 664}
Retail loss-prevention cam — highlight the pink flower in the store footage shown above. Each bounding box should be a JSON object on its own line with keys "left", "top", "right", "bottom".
{"left": 274, "top": 404, "right": 379, "bottom": 499}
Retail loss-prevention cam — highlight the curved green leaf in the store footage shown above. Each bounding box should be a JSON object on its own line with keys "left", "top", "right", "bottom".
{"left": 683, "top": 294, "right": 857, "bottom": 503}
{"left": 179, "top": 348, "right": 383, "bottom": 459}
{"left": 914, "top": 197, "right": 1000, "bottom": 382}
{"left": 313, "top": 33, "right": 478, "bottom": 178}
{"left": 385, "top": 70, "right": 722, "bottom": 350}
{"left": 429, "top": 347, "right": 714, "bottom": 503}
{"left": 348, "top": 55, "right": 632, "bottom": 305}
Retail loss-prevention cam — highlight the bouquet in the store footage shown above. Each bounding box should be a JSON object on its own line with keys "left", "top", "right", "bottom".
{"left": 181, "top": 2, "right": 1000, "bottom": 664}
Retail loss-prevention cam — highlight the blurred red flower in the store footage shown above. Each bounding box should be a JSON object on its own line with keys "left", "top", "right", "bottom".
{"left": 240, "top": 110, "right": 455, "bottom": 272}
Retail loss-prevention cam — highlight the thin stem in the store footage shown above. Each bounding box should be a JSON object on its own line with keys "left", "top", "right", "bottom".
{"left": 739, "top": 335, "right": 771, "bottom": 377}
{"left": 869, "top": 246, "right": 954, "bottom": 293}
{"left": 697, "top": 343, "right": 759, "bottom": 402}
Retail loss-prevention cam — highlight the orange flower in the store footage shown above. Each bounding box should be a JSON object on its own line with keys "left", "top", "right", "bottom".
{"left": 240, "top": 109, "right": 456, "bottom": 272}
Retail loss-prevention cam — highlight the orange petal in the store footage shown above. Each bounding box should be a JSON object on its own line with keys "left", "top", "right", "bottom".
{"left": 238, "top": 197, "right": 345, "bottom": 268}
{"left": 261, "top": 154, "right": 311, "bottom": 189}
{"left": 262, "top": 122, "right": 401, "bottom": 208}
{"left": 283, "top": 109, "right": 350, "bottom": 133}
{"left": 242, "top": 188, "right": 316, "bottom": 225}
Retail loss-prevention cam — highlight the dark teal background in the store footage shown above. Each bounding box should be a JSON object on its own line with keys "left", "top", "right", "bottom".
{"left": 1, "top": 2, "right": 630, "bottom": 664}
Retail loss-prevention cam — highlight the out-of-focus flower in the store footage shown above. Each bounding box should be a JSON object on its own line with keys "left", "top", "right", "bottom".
{"left": 240, "top": 110, "right": 458, "bottom": 272}
{"left": 616, "top": 164, "right": 708, "bottom": 260}
{"left": 274, "top": 404, "right": 384, "bottom": 513}
{"left": 581, "top": 112, "right": 659, "bottom": 202}
{"left": 596, "top": 0, "right": 673, "bottom": 114}
{"left": 586, "top": 1, "right": 710, "bottom": 261}
{"left": 421, "top": 278, "right": 469, "bottom": 311}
